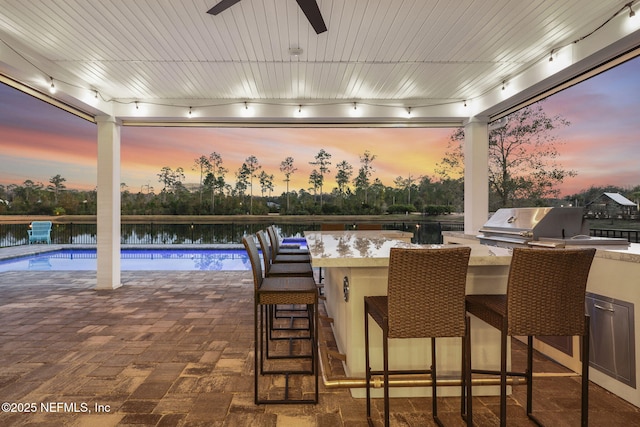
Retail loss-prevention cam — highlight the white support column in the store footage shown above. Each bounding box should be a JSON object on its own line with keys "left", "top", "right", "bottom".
{"left": 96, "top": 116, "right": 122, "bottom": 290}
{"left": 463, "top": 117, "right": 490, "bottom": 235}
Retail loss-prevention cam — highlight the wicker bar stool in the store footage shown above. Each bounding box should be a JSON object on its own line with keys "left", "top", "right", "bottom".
{"left": 465, "top": 247, "right": 596, "bottom": 426}
{"left": 266, "top": 227, "right": 317, "bottom": 303}
{"left": 257, "top": 230, "right": 313, "bottom": 278}
{"left": 267, "top": 225, "right": 310, "bottom": 254}
{"left": 364, "top": 246, "right": 473, "bottom": 427}
{"left": 243, "top": 235, "right": 319, "bottom": 405}
{"left": 256, "top": 230, "right": 314, "bottom": 338}
{"left": 266, "top": 226, "right": 311, "bottom": 264}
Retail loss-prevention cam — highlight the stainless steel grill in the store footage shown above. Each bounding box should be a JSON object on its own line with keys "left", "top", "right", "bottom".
{"left": 477, "top": 207, "right": 629, "bottom": 248}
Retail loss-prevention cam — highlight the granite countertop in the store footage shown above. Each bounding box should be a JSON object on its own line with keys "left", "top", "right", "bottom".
{"left": 303, "top": 230, "right": 511, "bottom": 268}
{"left": 442, "top": 231, "right": 640, "bottom": 264}
{"left": 595, "top": 243, "right": 640, "bottom": 263}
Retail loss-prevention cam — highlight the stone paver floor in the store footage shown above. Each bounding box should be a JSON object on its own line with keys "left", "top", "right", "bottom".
{"left": 0, "top": 270, "right": 638, "bottom": 426}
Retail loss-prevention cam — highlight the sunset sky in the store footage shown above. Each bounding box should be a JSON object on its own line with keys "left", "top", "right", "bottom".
{"left": 1, "top": 56, "right": 639, "bottom": 197}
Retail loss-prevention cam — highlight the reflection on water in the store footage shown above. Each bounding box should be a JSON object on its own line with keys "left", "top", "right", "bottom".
{"left": 28, "top": 257, "right": 52, "bottom": 270}
{"left": 1, "top": 221, "right": 453, "bottom": 247}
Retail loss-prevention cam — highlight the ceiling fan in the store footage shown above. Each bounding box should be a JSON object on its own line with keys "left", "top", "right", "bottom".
{"left": 207, "top": 0, "right": 327, "bottom": 34}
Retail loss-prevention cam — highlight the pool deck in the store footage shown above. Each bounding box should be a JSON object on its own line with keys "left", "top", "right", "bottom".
{"left": 0, "top": 245, "right": 638, "bottom": 426}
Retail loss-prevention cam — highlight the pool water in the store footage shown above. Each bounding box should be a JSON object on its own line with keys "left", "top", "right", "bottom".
{"left": 0, "top": 249, "right": 252, "bottom": 272}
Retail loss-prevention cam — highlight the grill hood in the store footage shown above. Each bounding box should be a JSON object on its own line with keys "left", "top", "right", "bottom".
{"left": 477, "top": 207, "right": 586, "bottom": 247}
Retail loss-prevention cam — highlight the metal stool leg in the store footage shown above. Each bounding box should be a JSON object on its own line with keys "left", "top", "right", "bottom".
{"left": 365, "top": 301, "right": 373, "bottom": 424}
{"left": 500, "top": 321, "right": 508, "bottom": 427}
{"left": 582, "top": 316, "right": 590, "bottom": 427}
{"left": 383, "top": 322, "right": 390, "bottom": 427}
{"left": 431, "top": 337, "right": 444, "bottom": 427}
{"left": 256, "top": 302, "right": 318, "bottom": 404}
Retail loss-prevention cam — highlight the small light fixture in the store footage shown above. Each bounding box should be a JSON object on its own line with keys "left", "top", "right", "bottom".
{"left": 299, "top": 105, "right": 302, "bottom": 113}
{"left": 548, "top": 49, "right": 554, "bottom": 62}
{"left": 289, "top": 47, "right": 304, "bottom": 57}
{"left": 463, "top": 100, "right": 467, "bottom": 107}
{"left": 628, "top": 3, "right": 636, "bottom": 17}
{"left": 188, "top": 106, "right": 192, "bottom": 117}
{"left": 502, "top": 81, "right": 506, "bottom": 90}
{"left": 135, "top": 101, "right": 139, "bottom": 110}
{"left": 94, "top": 90, "right": 99, "bottom": 99}
{"left": 241, "top": 101, "right": 254, "bottom": 117}
{"left": 49, "top": 77, "right": 56, "bottom": 94}
{"left": 349, "top": 102, "right": 361, "bottom": 117}
{"left": 406, "top": 107, "right": 412, "bottom": 118}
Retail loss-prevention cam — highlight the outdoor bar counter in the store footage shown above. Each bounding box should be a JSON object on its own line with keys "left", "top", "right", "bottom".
{"left": 443, "top": 231, "right": 640, "bottom": 408}
{"left": 304, "top": 230, "right": 512, "bottom": 398}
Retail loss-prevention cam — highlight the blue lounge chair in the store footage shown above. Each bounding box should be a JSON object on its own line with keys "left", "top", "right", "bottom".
{"left": 28, "top": 221, "right": 52, "bottom": 244}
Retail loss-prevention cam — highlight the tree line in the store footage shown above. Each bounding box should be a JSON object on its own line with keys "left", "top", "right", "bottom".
{"left": 2, "top": 104, "right": 638, "bottom": 217}
{"left": 125, "top": 147, "right": 459, "bottom": 216}
{"left": 0, "top": 148, "right": 462, "bottom": 216}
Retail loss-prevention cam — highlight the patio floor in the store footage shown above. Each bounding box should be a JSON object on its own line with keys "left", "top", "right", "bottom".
{"left": 0, "top": 269, "right": 638, "bottom": 426}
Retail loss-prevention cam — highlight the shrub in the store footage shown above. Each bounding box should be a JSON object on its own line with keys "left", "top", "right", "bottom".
{"left": 387, "top": 204, "right": 416, "bottom": 214}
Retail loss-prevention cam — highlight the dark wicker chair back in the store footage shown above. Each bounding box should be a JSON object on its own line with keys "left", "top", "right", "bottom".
{"left": 266, "top": 226, "right": 280, "bottom": 258}
{"left": 256, "top": 230, "right": 273, "bottom": 274}
{"left": 242, "top": 235, "right": 263, "bottom": 291}
{"left": 387, "top": 246, "right": 471, "bottom": 339}
{"left": 506, "top": 247, "right": 596, "bottom": 337}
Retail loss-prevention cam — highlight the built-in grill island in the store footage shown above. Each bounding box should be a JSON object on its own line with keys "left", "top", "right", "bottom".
{"left": 477, "top": 207, "right": 629, "bottom": 248}
{"left": 477, "top": 207, "right": 636, "bottom": 395}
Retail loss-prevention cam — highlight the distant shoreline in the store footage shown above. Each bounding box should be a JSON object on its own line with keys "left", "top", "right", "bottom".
{"left": 0, "top": 213, "right": 464, "bottom": 225}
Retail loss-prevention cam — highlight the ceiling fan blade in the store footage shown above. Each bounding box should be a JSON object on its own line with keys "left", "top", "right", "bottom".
{"left": 207, "top": 0, "right": 241, "bottom": 15}
{"left": 296, "top": 0, "right": 327, "bottom": 34}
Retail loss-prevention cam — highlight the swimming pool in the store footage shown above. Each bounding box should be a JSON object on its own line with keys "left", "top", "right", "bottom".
{"left": 0, "top": 248, "right": 252, "bottom": 272}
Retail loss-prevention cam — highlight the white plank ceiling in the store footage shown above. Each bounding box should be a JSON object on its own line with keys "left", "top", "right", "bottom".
{"left": 0, "top": 0, "right": 636, "bottom": 120}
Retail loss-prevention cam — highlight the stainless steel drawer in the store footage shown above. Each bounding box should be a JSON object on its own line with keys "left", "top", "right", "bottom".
{"left": 586, "top": 293, "right": 636, "bottom": 388}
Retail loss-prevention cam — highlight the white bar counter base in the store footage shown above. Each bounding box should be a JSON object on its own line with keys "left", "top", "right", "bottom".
{"left": 443, "top": 231, "right": 640, "bottom": 408}
{"left": 305, "top": 230, "right": 512, "bottom": 398}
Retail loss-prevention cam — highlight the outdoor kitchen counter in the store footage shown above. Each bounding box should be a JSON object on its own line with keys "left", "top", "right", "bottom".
{"left": 304, "top": 230, "right": 512, "bottom": 398}
{"left": 593, "top": 241, "right": 640, "bottom": 262}
{"left": 443, "top": 230, "right": 640, "bottom": 262}
{"left": 443, "top": 231, "right": 640, "bottom": 408}
{"left": 305, "top": 230, "right": 511, "bottom": 267}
